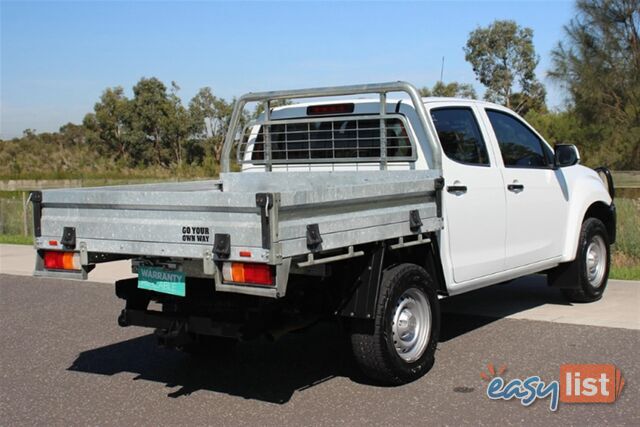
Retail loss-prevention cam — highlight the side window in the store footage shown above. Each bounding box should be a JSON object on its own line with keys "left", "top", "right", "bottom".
{"left": 486, "top": 110, "right": 553, "bottom": 168}
{"left": 430, "top": 108, "right": 490, "bottom": 166}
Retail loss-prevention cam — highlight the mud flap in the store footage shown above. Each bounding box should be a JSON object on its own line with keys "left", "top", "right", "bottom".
{"left": 339, "top": 244, "right": 385, "bottom": 319}
{"left": 548, "top": 260, "right": 581, "bottom": 289}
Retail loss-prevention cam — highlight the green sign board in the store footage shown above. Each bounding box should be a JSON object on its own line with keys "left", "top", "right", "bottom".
{"left": 137, "top": 266, "right": 186, "bottom": 297}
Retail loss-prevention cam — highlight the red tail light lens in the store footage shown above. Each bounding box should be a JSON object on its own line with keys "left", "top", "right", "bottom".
{"left": 243, "top": 263, "right": 273, "bottom": 285}
{"left": 43, "top": 251, "right": 81, "bottom": 270}
{"left": 222, "top": 262, "right": 273, "bottom": 286}
{"left": 44, "top": 251, "right": 63, "bottom": 269}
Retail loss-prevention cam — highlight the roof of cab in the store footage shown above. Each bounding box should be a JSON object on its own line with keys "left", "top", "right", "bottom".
{"left": 419, "top": 97, "right": 506, "bottom": 109}
{"left": 271, "top": 96, "right": 503, "bottom": 110}
{"left": 267, "top": 96, "right": 509, "bottom": 118}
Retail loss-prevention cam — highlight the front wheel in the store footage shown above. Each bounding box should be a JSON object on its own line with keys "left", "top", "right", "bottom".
{"left": 350, "top": 263, "right": 440, "bottom": 385}
{"left": 559, "top": 217, "right": 611, "bottom": 303}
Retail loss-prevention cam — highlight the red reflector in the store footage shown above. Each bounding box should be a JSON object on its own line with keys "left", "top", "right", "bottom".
{"left": 241, "top": 263, "right": 273, "bottom": 286}
{"left": 49, "top": 240, "right": 58, "bottom": 246}
{"left": 307, "top": 103, "right": 354, "bottom": 116}
{"left": 239, "top": 251, "right": 252, "bottom": 258}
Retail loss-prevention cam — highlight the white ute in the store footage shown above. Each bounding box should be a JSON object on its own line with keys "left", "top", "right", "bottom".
{"left": 32, "top": 82, "right": 616, "bottom": 384}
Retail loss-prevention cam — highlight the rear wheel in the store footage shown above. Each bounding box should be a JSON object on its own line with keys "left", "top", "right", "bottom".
{"left": 559, "top": 218, "right": 611, "bottom": 303}
{"left": 350, "top": 263, "right": 440, "bottom": 385}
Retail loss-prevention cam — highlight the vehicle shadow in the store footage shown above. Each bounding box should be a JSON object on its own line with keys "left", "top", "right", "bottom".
{"left": 440, "top": 274, "right": 571, "bottom": 341}
{"left": 68, "top": 274, "right": 570, "bottom": 404}
{"left": 69, "top": 322, "right": 353, "bottom": 404}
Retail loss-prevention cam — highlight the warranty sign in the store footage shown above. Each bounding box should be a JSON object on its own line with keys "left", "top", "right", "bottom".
{"left": 137, "top": 266, "right": 186, "bottom": 297}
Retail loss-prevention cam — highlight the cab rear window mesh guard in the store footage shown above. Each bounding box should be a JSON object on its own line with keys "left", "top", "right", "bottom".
{"left": 220, "top": 81, "right": 443, "bottom": 172}
{"left": 237, "top": 114, "right": 416, "bottom": 165}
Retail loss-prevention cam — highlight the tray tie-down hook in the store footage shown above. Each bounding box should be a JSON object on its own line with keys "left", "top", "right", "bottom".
{"left": 306, "top": 224, "right": 323, "bottom": 252}
{"left": 409, "top": 210, "right": 422, "bottom": 232}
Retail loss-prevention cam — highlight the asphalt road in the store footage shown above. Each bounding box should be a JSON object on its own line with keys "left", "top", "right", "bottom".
{"left": 1, "top": 273, "right": 638, "bottom": 426}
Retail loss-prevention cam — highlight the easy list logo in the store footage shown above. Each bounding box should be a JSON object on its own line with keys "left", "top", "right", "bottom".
{"left": 482, "top": 363, "right": 625, "bottom": 412}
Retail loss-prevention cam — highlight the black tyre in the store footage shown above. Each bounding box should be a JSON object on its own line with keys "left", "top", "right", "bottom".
{"left": 560, "top": 218, "right": 611, "bottom": 303}
{"left": 350, "top": 263, "right": 440, "bottom": 385}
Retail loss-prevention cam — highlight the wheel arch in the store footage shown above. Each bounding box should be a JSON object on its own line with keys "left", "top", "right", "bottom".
{"left": 338, "top": 234, "right": 446, "bottom": 321}
{"left": 560, "top": 170, "right": 613, "bottom": 262}
{"left": 563, "top": 199, "right": 615, "bottom": 263}
{"left": 583, "top": 201, "right": 616, "bottom": 245}
{"left": 382, "top": 235, "right": 447, "bottom": 296}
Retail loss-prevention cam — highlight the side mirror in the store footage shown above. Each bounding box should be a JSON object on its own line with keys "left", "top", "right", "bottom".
{"left": 554, "top": 144, "right": 580, "bottom": 168}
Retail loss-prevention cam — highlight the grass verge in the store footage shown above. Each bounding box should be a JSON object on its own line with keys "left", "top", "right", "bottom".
{"left": 0, "top": 234, "right": 33, "bottom": 245}
{"left": 610, "top": 264, "right": 640, "bottom": 280}
{"left": 610, "top": 249, "right": 640, "bottom": 280}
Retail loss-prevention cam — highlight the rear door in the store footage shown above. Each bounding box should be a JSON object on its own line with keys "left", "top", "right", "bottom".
{"left": 483, "top": 109, "right": 569, "bottom": 269}
{"left": 430, "top": 106, "right": 506, "bottom": 283}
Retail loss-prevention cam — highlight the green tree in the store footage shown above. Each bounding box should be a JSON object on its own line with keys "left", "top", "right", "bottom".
{"left": 85, "top": 86, "right": 131, "bottom": 162}
{"left": 22, "top": 129, "right": 37, "bottom": 138}
{"left": 419, "top": 81, "right": 477, "bottom": 98}
{"left": 189, "top": 87, "right": 233, "bottom": 162}
{"left": 58, "top": 122, "right": 88, "bottom": 146}
{"left": 464, "top": 20, "right": 546, "bottom": 113}
{"left": 164, "top": 81, "right": 191, "bottom": 167}
{"left": 525, "top": 109, "right": 582, "bottom": 145}
{"left": 549, "top": 0, "right": 639, "bottom": 169}
{"left": 129, "top": 77, "right": 175, "bottom": 166}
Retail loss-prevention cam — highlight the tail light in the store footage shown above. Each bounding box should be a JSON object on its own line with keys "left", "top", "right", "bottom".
{"left": 43, "top": 251, "right": 81, "bottom": 271}
{"left": 307, "top": 103, "right": 354, "bottom": 115}
{"left": 222, "top": 262, "right": 273, "bottom": 286}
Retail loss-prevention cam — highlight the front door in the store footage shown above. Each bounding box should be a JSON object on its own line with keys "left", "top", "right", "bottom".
{"left": 483, "top": 109, "right": 569, "bottom": 269}
{"left": 431, "top": 106, "right": 507, "bottom": 283}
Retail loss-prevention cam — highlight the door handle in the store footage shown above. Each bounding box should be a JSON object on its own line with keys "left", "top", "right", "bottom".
{"left": 507, "top": 184, "right": 525, "bottom": 193}
{"left": 447, "top": 185, "right": 468, "bottom": 194}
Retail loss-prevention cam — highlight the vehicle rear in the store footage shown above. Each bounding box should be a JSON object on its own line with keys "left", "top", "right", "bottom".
{"left": 33, "top": 83, "right": 443, "bottom": 291}
{"left": 31, "top": 82, "right": 447, "bottom": 385}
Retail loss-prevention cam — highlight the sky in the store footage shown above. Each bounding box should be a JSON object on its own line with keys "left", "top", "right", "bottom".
{"left": 0, "top": 0, "right": 576, "bottom": 139}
